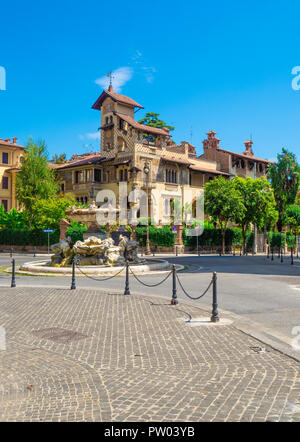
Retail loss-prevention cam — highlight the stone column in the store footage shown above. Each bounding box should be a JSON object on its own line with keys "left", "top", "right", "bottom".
{"left": 174, "top": 225, "right": 185, "bottom": 254}
{"left": 59, "top": 218, "right": 71, "bottom": 242}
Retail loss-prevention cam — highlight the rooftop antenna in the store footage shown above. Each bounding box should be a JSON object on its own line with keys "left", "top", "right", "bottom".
{"left": 190, "top": 126, "right": 193, "bottom": 144}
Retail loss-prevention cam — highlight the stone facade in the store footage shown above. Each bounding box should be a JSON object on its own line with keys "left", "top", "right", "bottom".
{"left": 200, "top": 130, "right": 272, "bottom": 179}
{"left": 55, "top": 87, "right": 272, "bottom": 229}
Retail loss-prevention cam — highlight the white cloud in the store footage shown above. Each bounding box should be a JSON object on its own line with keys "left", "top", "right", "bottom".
{"left": 86, "top": 132, "right": 100, "bottom": 140}
{"left": 95, "top": 67, "right": 133, "bottom": 93}
{"left": 131, "top": 50, "right": 157, "bottom": 83}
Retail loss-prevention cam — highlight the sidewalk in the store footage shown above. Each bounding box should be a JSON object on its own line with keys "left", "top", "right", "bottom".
{"left": 0, "top": 287, "right": 299, "bottom": 422}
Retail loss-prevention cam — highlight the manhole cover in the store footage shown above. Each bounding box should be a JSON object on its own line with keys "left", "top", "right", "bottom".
{"left": 31, "top": 327, "right": 89, "bottom": 343}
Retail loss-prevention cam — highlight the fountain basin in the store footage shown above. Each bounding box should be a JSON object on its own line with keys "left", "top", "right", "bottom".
{"left": 19, "top": 258, "right": 171, "bottom": 276}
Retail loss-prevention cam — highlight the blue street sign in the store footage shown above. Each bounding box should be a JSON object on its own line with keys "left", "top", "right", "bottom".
{"left": 171, "top": 225, "right": 177, "bottom": 232}
{"left": 43, "top": 229, "right": 54, "bottom": 233}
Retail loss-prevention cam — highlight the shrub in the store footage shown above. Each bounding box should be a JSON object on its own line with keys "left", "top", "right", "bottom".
{"left": 66, "top": 221, "right": 88, "bottom": 243}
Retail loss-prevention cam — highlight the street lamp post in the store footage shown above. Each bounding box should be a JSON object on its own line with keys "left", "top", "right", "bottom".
{"left": 143, "top": 162, "right": 151, "bottom": 256}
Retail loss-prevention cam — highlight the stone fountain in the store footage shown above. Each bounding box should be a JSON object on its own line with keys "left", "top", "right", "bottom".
{"left": 50, "top": 234, "right": 144, "bottom": 267}
{"left": 20, "top": 234, "right": 171, "bottom": 276}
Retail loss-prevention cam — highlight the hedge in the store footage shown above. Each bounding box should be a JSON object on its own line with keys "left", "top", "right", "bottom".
{"left": 136, "top": 226, "right": 175, "bottom": 247}
{"left": 0, "top": 228, "right": 60, "bottom": 246}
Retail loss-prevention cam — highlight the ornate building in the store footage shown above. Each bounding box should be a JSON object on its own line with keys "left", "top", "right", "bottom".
{"left": 55, "top": 86, "right": 272, "bottom": 225}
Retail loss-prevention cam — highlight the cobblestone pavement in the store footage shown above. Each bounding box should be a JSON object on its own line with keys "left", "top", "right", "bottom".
{"left": 0, "top": 287, "right": 299, "bottom": 422}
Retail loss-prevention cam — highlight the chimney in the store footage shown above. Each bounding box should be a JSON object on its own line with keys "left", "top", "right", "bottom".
{"left": 203, "top": 130, "right": 220, "bottom": 151}
{"left": 243, "top": 140, "right": 253, "bottom": 156}
{"left": 12, "top": 137, "right": 17, "bottom": 144}
{"left": 182, "top": 141, "right": 189, "bottom": 155}
{"left": 4, "top": 138, "right": 10, "bottom": 143}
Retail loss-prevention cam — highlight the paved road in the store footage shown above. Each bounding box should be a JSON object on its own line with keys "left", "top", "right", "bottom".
{"left": 0, "top": 253, "right": 300, "bottom": 359}
{"left": 0, "top": 287, "right": 299, "bottom": 421}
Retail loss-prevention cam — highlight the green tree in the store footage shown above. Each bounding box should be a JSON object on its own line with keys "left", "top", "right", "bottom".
{"left": 205, "top": 177, "right": 245, "bottom": 254}
{"left": 285, "top": 204, "right": 300, "bottom": 250}
{"left": 50, "top": 153, "right": 67, "bottom": 164}
{"left": 232, "top": 177, "right": 278, "bottom": 254}
{"left": 138, "top": 112, "right": 175, "bottom": 131}
{"left": 268, "top": 148, "right": 300, "bottom": 231}
{"left": 31, "top": 195, "right": 75, "bottom": 229}
{"left": 16, "top": 139, "right": 59, "bottom": 225}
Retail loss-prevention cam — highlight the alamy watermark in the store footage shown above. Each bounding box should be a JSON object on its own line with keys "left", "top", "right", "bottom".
{"left": 0, "top": 66, "right": 6, "bottom": 91}
{"left": 93, "top": 184, "right": 204, "bottom": 236}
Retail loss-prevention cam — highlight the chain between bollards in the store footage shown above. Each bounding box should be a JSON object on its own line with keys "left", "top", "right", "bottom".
{"left": 70, "top": 259, "right": 76, "bottom": 290}
{"left": 171, "top": 264, "right": 178, "bottom": 305}
{"left": 124, "top": 260, "right": 130, "bottom": 295}
{"left": 11, "top": 258, "right": 16, "bottom": 288}
{"left": 211, "top": 272, "right": 219, "bottom": 322}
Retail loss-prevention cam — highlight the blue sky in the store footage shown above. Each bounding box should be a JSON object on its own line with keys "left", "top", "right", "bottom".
{"left": 1, "top": 0, "right": 300, "bottom": 161}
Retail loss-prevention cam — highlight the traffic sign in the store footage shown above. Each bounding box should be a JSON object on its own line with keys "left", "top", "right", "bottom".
{"left": 195, "top": 225, "right": 199, "bottom": 231}
{"left": 171, "top": 225, "right": 177, "bottom": 233}
{"left": 43, "top": 229, "right": 54, "bottom": 233}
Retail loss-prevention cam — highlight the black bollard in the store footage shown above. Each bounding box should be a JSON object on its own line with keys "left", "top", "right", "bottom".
{"left": 280, "top": 248, "right": 283, "bottom": 263}
{"left": 71, "top": 259, "right": 76, "bottom": 290}
{"left": 176, "top": 246, "right": 178, "bottom": 257}
{"left": 33, "top": 246, "right": 36, "bottom": 257}
{"left": 271, "top": 248, "right": 274, "bottom": 261}
{"left": 124, "top": 261, "right": 130, "bottom": 295}
{"left": 211, "top": 272, "right": 219, "bottom": 322}
{"left": 267, "top": 245, "right": 269, "bottom": 259}
{"left": 171, "top": 264, "right": 178, "bottom": 305}
{"left": 11, "top": 258, "right": 16, "bottom": 288}
{"left": 10, "top": 247, "right": 13, "bottom": 258}
{"left": 291, "top": 248, "right": 294, "bottom": 265}
{"left": 141, "top": 247, "right": 144, "bottom": 257}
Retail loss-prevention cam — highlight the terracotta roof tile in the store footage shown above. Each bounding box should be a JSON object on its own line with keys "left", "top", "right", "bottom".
{"left": 189, "top": 165, "right": 230, "bottom": 175}
{"left": 0, "top": 139, "right": 25, "bottom": 149}
{"left": 116, "top": 113, "right": 170, "bottom": 136}
{"left": 92, "top": 88, "right": 143, "bottom": 110}
{"left": 57, "top": 154, "right": 106, "bottom": 169}
{"left": 217, "top": 148, "right": 274, "bottom": 164}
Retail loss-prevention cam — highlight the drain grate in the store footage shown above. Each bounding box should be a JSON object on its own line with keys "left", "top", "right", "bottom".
{"left": 31, "top": 327, "right": 89, "bottom": 344}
